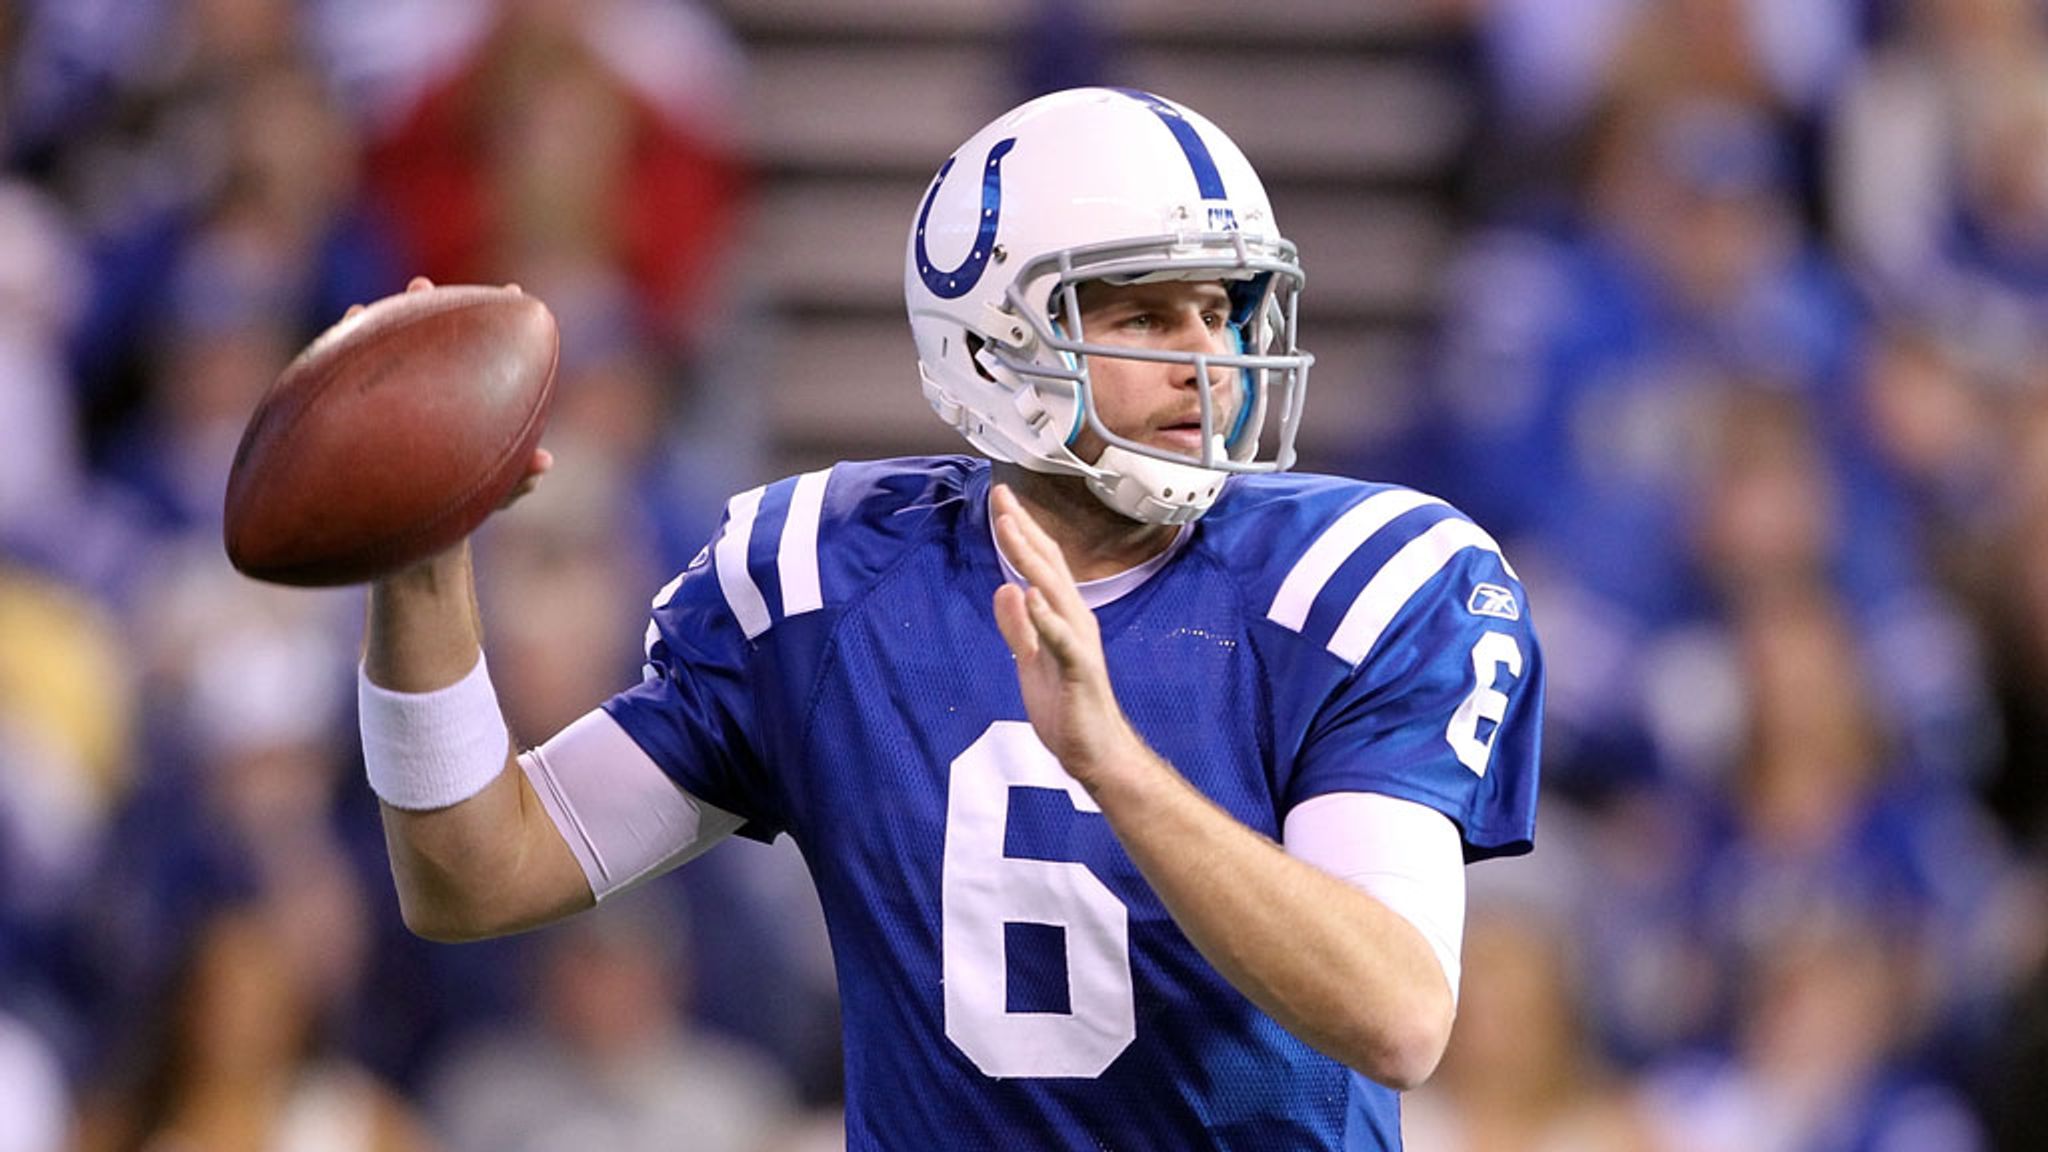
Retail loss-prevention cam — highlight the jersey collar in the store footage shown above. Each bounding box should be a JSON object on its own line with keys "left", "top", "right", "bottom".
{"left": 985, "top": 492, "right": 1192, "bottom": 610}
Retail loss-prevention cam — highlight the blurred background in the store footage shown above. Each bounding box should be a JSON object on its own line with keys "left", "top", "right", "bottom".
{"left": 0, "top": 0, "right": 2044, "bottom": 1149}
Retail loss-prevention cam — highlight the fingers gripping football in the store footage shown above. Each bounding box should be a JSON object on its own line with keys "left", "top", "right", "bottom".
{"left": 223, "top": 279, "right": 558, "bottom": 586}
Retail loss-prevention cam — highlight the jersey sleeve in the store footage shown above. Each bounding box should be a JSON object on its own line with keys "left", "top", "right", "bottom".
{"left": 1262, "top": 493, "right": 1544, "bottom": 860}
{"left": 597, "top": 460, "right": 972, "bottom": 844}
{"left": 599, "top": 474, "right": 832, "bottom": 841}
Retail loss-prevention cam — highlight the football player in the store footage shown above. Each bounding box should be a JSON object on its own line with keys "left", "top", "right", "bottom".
{"left": 359, "top": 87, "right": 1543, "bottom": 1149}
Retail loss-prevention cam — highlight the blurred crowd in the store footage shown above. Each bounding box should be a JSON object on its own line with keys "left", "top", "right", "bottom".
{"left": 1396, "top": 0, "right": 2048, "bottom": 1149}
{"left": 0, "top": 0, "right": 2043, "bottom": 1151}
{"left": 0, "top": 0, "right": 829, "bottom": 1149}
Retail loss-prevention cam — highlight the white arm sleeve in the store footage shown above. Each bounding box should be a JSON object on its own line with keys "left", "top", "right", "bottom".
{"left": 1282, "top": 792, "right": 1467, "bottom": 1002}
{"left": 518, "top": 708, "right": 746, "bottom": 901}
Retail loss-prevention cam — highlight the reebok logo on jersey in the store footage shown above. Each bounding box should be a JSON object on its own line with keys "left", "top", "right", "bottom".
{"left": 1467, "top": 583, "right": 1519, "bottom": 621}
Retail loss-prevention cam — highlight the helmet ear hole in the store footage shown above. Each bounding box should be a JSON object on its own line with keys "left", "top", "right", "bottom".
{"left": 964, "top": 333, "right": 999, "bottom": 383}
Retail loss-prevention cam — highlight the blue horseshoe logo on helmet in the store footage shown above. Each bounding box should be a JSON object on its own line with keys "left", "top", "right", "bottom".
{"left": 914, "top": 137, "right": 1016, "bottom": 299}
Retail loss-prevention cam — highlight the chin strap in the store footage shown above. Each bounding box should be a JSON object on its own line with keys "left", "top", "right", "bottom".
{"left": 1086, "top": 443, "right": 1229, "bottom": 525}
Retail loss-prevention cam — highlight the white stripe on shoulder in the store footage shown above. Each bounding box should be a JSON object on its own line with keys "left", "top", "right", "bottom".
{"left": 778, "top": 468, "right": 832, "bottom": 618}
{"left": 715, "top": 484, "right": 771, "bottom": 639}
{"left": 643, "top": 569, "right": 687, "bottom": 666}
{"left": 650, "top": 569, "right": 687, "bottom": 611}
{"left": 1328, "top": 517, "right": 1513, "bottom": 666}
{"left": 1268, "top": 489, "right": 1445, "bottom": 631}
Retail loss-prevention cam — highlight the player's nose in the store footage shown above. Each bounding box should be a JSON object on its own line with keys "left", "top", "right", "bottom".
{"left": 1168, "top": 317, "right": 1233, "bottom": 388}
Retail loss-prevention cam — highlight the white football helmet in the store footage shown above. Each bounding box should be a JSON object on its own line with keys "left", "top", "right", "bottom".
{"left": 905, "top": 87, "right": 1312, "bottom": 524}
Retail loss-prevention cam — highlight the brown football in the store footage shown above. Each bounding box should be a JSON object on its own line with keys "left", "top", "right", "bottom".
{"left": 223, "top": 284, "right": 559, "bottom": 586}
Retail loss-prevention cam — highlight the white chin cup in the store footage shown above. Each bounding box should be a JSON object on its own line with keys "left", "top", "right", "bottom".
{"left": 1085, "top": 443, "right": 1229, "bottom": 525}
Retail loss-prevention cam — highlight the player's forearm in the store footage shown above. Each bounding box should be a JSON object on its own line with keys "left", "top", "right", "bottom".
{"left": 363, "top": 546, "right": 591, "bottom": 939}
{"left": 1088, "top": 747, "right": 1455, "bottom": 1089}
{"left": 379, "top": 769, "right": 591, "bottom": 941}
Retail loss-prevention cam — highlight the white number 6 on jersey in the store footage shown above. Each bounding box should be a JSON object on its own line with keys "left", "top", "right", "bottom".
{"left": 1447, "top": 630, "right": 1522, "bottom": 776}
{"left": 942, "top": 721, "right": 1136, "bottom": 1078}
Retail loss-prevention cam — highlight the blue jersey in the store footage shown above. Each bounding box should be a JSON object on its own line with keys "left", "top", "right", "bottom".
{"left": 603, "top": 457, "right": 1542, "bottom": 1150}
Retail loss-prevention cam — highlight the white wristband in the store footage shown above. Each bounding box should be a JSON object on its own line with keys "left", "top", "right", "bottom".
{"left": 358, "top": 652, "right": 512, "bottom": 810}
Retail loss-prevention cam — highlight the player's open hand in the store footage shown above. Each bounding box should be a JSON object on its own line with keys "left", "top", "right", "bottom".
{"left": 990, "top": 485, "right": 1147, "bottom": 790}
